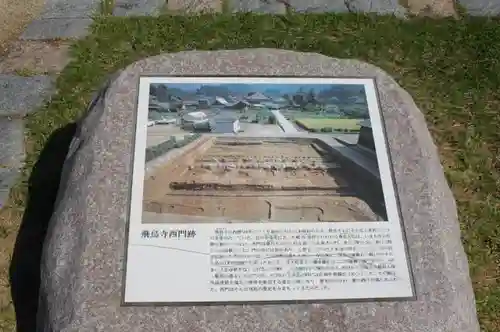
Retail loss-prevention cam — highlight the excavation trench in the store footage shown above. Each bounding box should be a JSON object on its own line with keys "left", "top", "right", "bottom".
{"left": 142, "top": 137, "right": 385, "bottom": 223}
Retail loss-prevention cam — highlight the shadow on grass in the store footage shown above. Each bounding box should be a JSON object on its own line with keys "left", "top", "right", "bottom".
{"left": 9, "top": 123, "right": 77, "bottom": 332}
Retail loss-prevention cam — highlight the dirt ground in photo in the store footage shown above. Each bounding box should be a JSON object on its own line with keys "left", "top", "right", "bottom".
{"left": 143, "top": 137, "right": 382, "bottom": 223}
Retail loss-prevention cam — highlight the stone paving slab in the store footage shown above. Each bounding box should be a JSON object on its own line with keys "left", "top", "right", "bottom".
{"left": 0, "top": 167, "right": 20, "bottom": 207}
{"left": 0, "top": 118, "right": 24, "bottom": 168}
{"left": 20, "top": 18, "right": 94, "bottom": 40}
{"left": 346, "top": 0, "right": 407, "bottom": 16}
{"left": 0, "top": 117, "right": 24, "bottom": 207}
{"left": 113, "top": 0, "right": 165, "bottom": 16}
{"left": 289, "top": 0, "right": 407, "bottom": 15}
{"left": 458, "top": 0, "right": 500, "bottom": 15}
{"left": 166, "top": 0, "right": 221, "bottom": 13}
{"left": 0, "top": 41, "right": 71, "bottom": 75}
{"left": 0, "top": 74, "right": 54, "bottom": 116}
{"left": 38, "top": 0, "right": 99, "bottom": 19}
{"left": 231, "top": 0, "right": 286, "bottom": 13}
{"left": 289, "top": 0, "right": 349, "bottom": 12}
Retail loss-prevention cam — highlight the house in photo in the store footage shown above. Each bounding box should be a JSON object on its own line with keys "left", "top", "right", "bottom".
{"left": 225, "top": 100, "right": 251, "bottom": 110}
{"left": 182, "top": 111, "right": 207, "bottom": 122}
{"left": 323, "top": 104, "right": 340, "bottom": 115}
{"left": 149, "top": 99, "right": 175, "bottom": 113}
{"left": 291, "top": 92, "right": 308, "bottom": 105}
{"left": 150, "top": 84, "right": 169, "bottom": 102}
{"left": 245, "top": 92, "right": 270, "bottom": 104}
{"left": 270, "top": 96, "right": 288, "bottom": 105}
{"left": 181, "top": 111, "right": 208, "bottom": 130}
{"left": 226, "top": 95, "right": 238, "bottom": 103}
{"left": 349, "top": 95, "right": 366, "bottom": 104}
{"left": 181, "top": 99, "right": 200, "bottom": 109}
{"left": 198, "top": 98, "right": 212, "bottom": 109}
{"left": 210, "top": 114, "right": 241, "bottom": 134}
{"left": 213, "top": 96, "right": 230, "bottom": 106}
{"left": 260, "top": 101, "right": 282, "bottom": 110}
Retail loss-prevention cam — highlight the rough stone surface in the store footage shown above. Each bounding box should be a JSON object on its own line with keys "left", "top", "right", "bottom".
{"left": 0, "top": 115, "right": 25, "bottom": 209}
{"left": 231, "top": 0, "right": 286, "bottom": 14}
{"left": 0, "top": 41, "right": 71, "bottom": 75}
{"left": 289, "top": 0, "right": 406, "bottom": 15}
{"left": 113, "top": 0, "right": 165, "bottom": 16}
{"left": 458, "top": 0, "right": 500, "bottom": 15}
{"left": 38, "top": 49, "right": 481, "bottom": 332}
{"left": 0, "top": 115, "right": 24, "bottom": 207}
{"left": 37, "top": 0, "right": 100, "bottom": 19}
{"left": 19, "top": 0, "right": 99, "bottom": 40}
{"left": 231, "top": 0, "right": 406, "bottom": 15}
{"left": 0, "top": 117, "right": 24, "bottom": 207}
{"left": 403, "top": 0, "right": 457, "bottom": 16}
{"left": 0, "top": 74, "right": 54, "bottom": 116}
{"left": 20, "top": 18, "right": 94, "bottom": 40}
{"left": 289, "top": 0, "right": 349, "bottom": 13}
{"left": 0, "top": 118, "right": 24, "bottom": 168}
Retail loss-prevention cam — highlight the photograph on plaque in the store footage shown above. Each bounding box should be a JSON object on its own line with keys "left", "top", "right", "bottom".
{"left": 124, "top": 76, "right": 415, "bottom": 305}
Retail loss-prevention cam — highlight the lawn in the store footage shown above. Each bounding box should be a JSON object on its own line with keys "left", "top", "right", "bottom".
{"left": 295, "top": 118, "right": 362, "bottom": 131}
{"left": 0, "top": 13, "right": 500, "bottom": 332}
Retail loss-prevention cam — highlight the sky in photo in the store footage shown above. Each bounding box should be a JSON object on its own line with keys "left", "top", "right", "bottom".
{"left": 157, "top": 83, "right": 366, "bottom": 94}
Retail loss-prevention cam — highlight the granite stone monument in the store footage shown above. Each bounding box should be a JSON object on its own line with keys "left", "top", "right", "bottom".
{"left": 36, "top": 49, "right": 480, "bottom": 332}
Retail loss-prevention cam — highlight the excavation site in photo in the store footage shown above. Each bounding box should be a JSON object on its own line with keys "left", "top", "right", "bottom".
{"left": 142, "top": 137, "right": 387, "bottom": 223}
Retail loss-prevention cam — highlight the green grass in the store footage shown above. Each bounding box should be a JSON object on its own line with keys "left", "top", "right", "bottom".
{"left": 13, "top": 68, "right": 45, "bottom": 77}
{"left": 221, "top": 0, "right": 231, "bottom": 14}
{"left": 1, "top": 13, "right": 500, "bottom": 332}
{"left": 100, "top": 0, "right": 115, "bottom": 15}
{"left": 295, "top": 118, "right": 362, "bottom": 131}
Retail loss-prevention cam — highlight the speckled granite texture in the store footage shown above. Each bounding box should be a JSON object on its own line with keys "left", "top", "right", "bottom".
{"left": 38, "top": 49, "right": 480, "bottom": 332}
